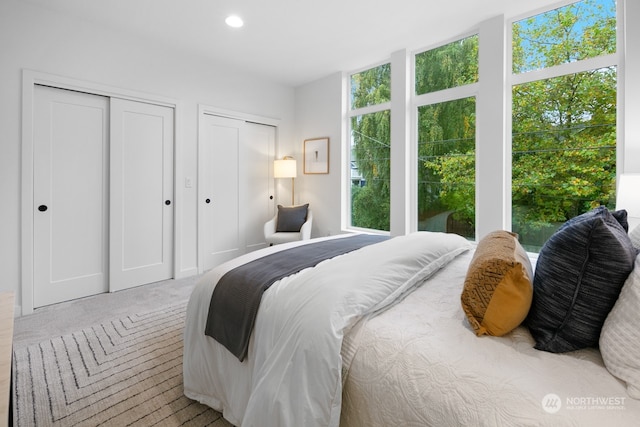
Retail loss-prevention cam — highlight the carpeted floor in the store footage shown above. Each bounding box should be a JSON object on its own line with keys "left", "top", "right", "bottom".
{"left": 12, "top": 277, "right": 233, "bottom": 426}
{"left": 13, "top": 275, "right": 202, "bottom": 349}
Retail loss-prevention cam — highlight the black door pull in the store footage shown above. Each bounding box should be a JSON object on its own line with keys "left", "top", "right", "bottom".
{"left": 38, "top": 205, "right": 48, "bottom": 212}
{"left": 165, "top": 200, "right": 171, "bottom": 206}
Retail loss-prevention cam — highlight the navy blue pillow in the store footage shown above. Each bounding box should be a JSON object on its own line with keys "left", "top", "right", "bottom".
{"left": 276, "top": 204, "right": 308, "bottom": 232}
{"left": 526, "top": 206, "right": 637, "bottom": 353}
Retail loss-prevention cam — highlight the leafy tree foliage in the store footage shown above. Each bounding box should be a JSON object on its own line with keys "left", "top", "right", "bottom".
{"left": 415, "top": 35, "right": 478, "bottom": 95}
{"left": 510, "top": 0, "right": 616, "bottom": 247}
{"left": 418, "top": 101, "right": 476, "bottom": 231}
{"left": 350, "top": 65, "right": 391, "bottom": 230}
{"left": 416, "top": 36, "right": 477, "bottom": 237}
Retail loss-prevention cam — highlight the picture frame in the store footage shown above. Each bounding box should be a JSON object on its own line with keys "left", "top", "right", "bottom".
{"left": 303, "top": 137, "right": 329, "bottom": 174}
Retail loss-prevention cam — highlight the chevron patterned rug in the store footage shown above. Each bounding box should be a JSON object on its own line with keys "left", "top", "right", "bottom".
{"left": 12, "top": 303, "right": 233, "bottom": 426}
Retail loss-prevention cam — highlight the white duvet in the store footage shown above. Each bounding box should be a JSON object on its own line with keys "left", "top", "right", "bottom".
{"left": 341, "top": 250, "right": 640, "bottom": 427}
{"left": 183, "top": 232, "right": 471, "bottom": 427}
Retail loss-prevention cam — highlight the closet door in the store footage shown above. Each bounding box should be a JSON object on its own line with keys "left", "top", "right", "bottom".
{"left": 243, "top": 122, "right": 276, "bottom": 252}
{"left": 33, "top": 85, "right": 109, "bottom": 307}
{"left": 201, "top": 114, "right": 244, "bottom": 270}
{"left": 200, "top": 115, "right": 275, "bottom": 271}
{"left": 109, "top": 98, "right": 174, "bottom": 291}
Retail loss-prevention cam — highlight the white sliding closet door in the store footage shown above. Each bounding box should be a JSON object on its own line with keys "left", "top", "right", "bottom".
{"left": 201, "top": 115, "right": 244, "bottom": 269}
{"left": 244, "top": 122, "right": 276, "bottom": 252}
{"left": 109, "top": 98, "right": 174, "bottom": 291}
{"left": 33, "top": 85, "right": 110, "bottom": 307}
{"left": 200, "top": 115, "right": 275, "bottom": 271}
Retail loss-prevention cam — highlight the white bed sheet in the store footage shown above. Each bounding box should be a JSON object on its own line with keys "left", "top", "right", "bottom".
{"left": 341, "top": 250, "right": 640, "bottom": 427}
{"left": 182, "top": 236, "right": 330, "bottom": 426}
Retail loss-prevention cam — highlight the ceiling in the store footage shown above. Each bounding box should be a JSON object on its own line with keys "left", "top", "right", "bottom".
{"left": 24, "top": 0, "right": 562, "bottom": 87}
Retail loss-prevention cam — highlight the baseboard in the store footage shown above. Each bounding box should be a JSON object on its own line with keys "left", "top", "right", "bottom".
{"left": 175, "top": 267, "right": 198, "bottom": 280}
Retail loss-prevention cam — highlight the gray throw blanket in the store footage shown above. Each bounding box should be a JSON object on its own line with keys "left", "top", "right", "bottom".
{"left": 205, "top": 234, "right": 388, "bottom": 361}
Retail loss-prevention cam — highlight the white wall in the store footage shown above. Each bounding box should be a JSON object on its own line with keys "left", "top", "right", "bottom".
{"left": 293, "top": 72, "right": 344, "bottom": 238}
{"left": 0, "top": 0, "right": 295, "bottom": 311}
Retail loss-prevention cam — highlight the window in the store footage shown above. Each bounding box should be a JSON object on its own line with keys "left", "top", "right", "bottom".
{"left": 340, "top": 1, "right": 626, "bottom": 243}
{"left": 511, "top": 0, "right": 617, "bottom": 251}
{"left": 348, "top": 63, "right": 391, "bottom": 231}
{"left": 415, "top": 35, "right": 478, "bottom": 239}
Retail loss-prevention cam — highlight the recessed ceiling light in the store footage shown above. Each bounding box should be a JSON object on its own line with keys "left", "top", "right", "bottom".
{"left": 225, "top": 15, "right": 244, "bottom": 28}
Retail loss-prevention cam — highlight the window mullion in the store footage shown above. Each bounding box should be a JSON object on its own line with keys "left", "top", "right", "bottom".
{"left": 512, "top": 53, "right": 617, "bottom": 86}
{"left": 413, "top": 83, "right": 479, "bottom": 109}
{"left": 348, "top": 102, "right": 391, "bottom": 118}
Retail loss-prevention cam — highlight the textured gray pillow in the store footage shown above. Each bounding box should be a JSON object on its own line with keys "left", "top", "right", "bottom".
{"left": 525, "top": 206, "right": 637, "bottom": 353}
{"left": 276, "top": 204, "right": 309, "bottom": 232}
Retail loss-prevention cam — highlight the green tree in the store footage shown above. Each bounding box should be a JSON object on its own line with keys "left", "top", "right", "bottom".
{"left": 416, "top": 36, "right": 477, "bottom": 237}
{"left": 418, "top": 99, "right": 476, "bottom": 230}
{"left": 415, "top": 35, "right": 478, "bottom": 95}
{"left": 510, "top": 0, "right": 616, "bottom": 246}
{"left": 430, "top": 0, "right": 616, "bottom": 247}
{"left": 350, "top": 64, "right": 391, "bottom": 230}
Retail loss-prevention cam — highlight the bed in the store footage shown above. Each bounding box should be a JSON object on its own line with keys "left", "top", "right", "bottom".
{"left": 183, "top": 209, "right": 640, "bottom": 427}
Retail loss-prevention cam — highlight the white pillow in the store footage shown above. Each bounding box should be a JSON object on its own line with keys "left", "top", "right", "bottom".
{"left": 600, "top": 253, "right": 640, "bottom": 399}
{"left": 629, "top": 221, "right": 640, "bottom": 250}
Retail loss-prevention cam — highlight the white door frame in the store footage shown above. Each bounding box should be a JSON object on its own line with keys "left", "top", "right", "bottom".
{"left": 196, "top": 104, "right": 280, "bottom": 274}
{"left": 21, "top": 69, "right": 183, "bottom": 315}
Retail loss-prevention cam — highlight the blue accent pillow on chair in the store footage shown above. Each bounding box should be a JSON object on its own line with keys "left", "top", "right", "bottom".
{"left": 525, "top": 206, "right": 637, "bottom": 353}
{"left": 276, "top": 204, "right": 309, "bottom": 232}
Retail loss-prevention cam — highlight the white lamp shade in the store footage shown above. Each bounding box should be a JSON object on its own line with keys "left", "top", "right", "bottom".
{"left": 616, "top": 173, "right": 640, "bottom": 231}
{"left": 274, "top": 158, "right": 297, "bottom": 178}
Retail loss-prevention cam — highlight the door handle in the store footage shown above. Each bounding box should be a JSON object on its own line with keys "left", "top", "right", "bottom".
{"left": 205, "top": 198, "right": 211, "bottom": 204}
{"left": 165, "top": 200, "right": 171, "bottom": 206}
{"left": 38, "top": 205, "right": 48, "bottom": 212}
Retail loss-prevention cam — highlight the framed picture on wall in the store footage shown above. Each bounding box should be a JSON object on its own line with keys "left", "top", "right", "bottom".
{"left": 303, "top": 137, "right": 329, "bottom": 174}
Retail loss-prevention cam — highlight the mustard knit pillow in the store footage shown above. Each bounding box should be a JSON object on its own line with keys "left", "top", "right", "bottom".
{"left": 461, "top": 230, "right": 533, "bottom": 336}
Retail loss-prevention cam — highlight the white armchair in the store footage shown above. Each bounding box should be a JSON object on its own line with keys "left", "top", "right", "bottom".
{"left": 264, "top": 205, "right": 313, "bottom": 245}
